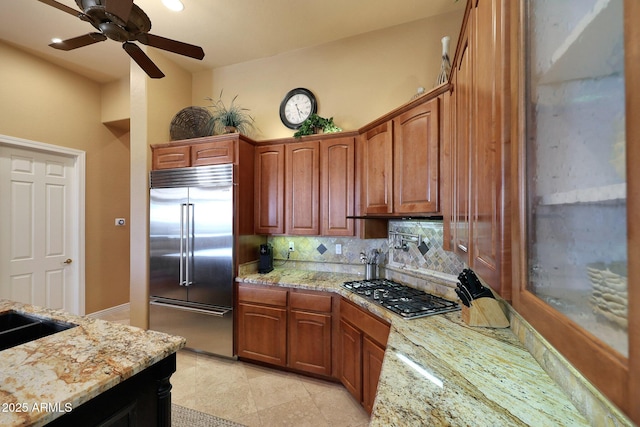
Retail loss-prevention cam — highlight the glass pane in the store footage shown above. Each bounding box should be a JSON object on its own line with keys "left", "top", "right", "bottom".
{"left": 525, "top": 0, "right": 627, "bottom": 357}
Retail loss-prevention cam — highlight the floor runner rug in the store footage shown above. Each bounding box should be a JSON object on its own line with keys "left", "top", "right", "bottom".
{"left": 172, "top": 403, "right": 245, "bottom": 427}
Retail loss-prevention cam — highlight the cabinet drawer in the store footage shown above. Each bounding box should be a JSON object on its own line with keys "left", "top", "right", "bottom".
{"left": 340, "top": 298, "right": 390, "bottom": 347}
{"left": 238, "top": 284, "right": 287, "bottom": 307}
{"left": 153, "top": 145, "right": 190, "bottom": 170}
{"left": 290, "top": 291, "right": 332, "bottom": 313}
{"left": 191, "top": 140, "right": 235, "bottom": 166}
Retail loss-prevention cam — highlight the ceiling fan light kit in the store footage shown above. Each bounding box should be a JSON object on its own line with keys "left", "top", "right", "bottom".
{"left": 161, "top": 0, "right": 184, "bottom": 12}
{"left": 38, "top": 0, "right": 204, "bottom": 78}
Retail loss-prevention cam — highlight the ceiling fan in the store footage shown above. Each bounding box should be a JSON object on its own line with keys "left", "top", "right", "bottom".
{"left": 38, "top": 0, "right": 205, "bottom": 78}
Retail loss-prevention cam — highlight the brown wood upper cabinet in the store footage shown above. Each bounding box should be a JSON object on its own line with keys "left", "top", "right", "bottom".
{"left": 286, "top": 141, "right": 320, "bottom": 235}
{"left": 255, "top": 144, "right": 285, "bottom": 235}
{"left": 151, "top": 136, "right": 235, "bottom": 170}
{"left": 361, "top": 121, "right": 394, "bottom": 214}
{"left": 258, "top": 136, "right": 356, "bottom": 236}
{"left": 510, "top": 0, "right": 638, "bottom": 421}
{"left": 447, "top": 0, "right": 510, "bottom": 299}
{"left": 393, "top": 97, "right": 440, "bottom": 213}
{"left": 321, "top": 137, "right": 355, "bottom": 236}
{"left": 361, "top": 97, "right": 441, "bottom": 216}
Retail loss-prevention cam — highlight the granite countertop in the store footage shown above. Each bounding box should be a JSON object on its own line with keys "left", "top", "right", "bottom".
{"left": 0, "top": 300, "right": 186, "bottom": 427}
{"left": 238, "top": 268, "right": 589, "bottom": 426}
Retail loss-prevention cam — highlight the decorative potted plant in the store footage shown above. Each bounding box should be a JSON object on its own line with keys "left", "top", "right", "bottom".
{"left": 206, "top": 91, "right": 255, "bottom": 135}
{"left": 293, "top": 114, "right": 342, "bottom": 138}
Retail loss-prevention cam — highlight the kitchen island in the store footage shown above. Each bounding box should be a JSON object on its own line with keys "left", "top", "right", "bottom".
{"left": 0, "top": 300, "right": 185, "bottom": 427}
{"left": 238, "top": 267, "right": 597, "bottom": 426}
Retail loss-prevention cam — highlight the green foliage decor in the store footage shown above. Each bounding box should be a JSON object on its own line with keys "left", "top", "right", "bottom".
{"left": 293, "top": 114, "right": 342, "bottom": 138}
{"left": 206, "top": 91, "right": 256, "bottom": 135}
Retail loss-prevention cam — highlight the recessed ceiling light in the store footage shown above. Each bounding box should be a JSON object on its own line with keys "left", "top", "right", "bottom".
{"left": 162, "top": 0, "right": 184, "bottom": 12}
{"left": 51, "top": 38, "right": 63, "bottom": 44}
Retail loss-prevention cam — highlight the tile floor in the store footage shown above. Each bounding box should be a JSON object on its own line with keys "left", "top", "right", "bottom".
{"left": 95, "top": 307, "right": 370, "bottom": 426}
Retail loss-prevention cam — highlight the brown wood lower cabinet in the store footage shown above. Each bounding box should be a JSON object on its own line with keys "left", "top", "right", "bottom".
{"left": 339, "top": 319, "right": 363, "bottom": 399}
{"left": 362, "top": 336, "right": 386, "bottom": 414}
{"left": 338, "top": 298, "right": 391, "bottom": 414}
{"left": 288, "top": 291, "right": 333, "bottom": 376}
{"left": 237, "top": 283, "right": 334, "bottom": 376}
{"left": 237, "top": 285, "right": 288, "bottom": 366}
{"left": 236, "top": 284, "right": 391, "bottom": 413}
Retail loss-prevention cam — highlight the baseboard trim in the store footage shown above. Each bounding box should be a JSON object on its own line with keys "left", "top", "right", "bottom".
{"left": 87, "top": 302, "right": 130, "bottom": 319}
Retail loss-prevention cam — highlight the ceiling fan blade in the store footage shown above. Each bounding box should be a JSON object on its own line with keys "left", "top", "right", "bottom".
{"left": 137, "top": 34, "right": 205, "bottom": 60}
{"left": 49, "top": 33, "right": 108, "bottom": 51}
{"left": 37, "top": 0, "right": 81, "bottom": 17}
{"left": 105, "top": 0, "right": 133, "bottom": 24}
{"left": 123, "top": 42, "right": 165, "bottom": 79}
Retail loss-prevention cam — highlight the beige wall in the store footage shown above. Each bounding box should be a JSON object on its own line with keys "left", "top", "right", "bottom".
{"left": 192, "top": 11, "right": 464, "bottom": 140}
{"left": 0, "top": 41, "right": 131, "bottom": 314}
{"left": 147, "top": 51, "right": 194, "bottom": 144}
{"left": 101, "top": 77, "right": 130, "bottom": 129}
{"left": 128, "top": 48, "right": 194, "bottom": 328}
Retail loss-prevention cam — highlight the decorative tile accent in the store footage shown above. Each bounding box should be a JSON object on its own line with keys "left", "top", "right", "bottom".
{"left": 267, "top": 220, "right": 465, "bottom": 278}
{"left": 387, "top": 220, "right": 465, "bottom": 276}
{"left": 418, "top": 241, "right": 429, "bottom": 255}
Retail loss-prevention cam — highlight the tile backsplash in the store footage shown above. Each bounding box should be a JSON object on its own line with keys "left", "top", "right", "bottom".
{"left": 387, "top": 220, "right": 465, "bottom": 275}
{"left": 268, "top": 220, "right": 465, "bottom": 278}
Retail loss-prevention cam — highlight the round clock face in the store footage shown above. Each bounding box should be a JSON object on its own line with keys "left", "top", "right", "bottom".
{"left": 280, "top": 88, "right": 317, "bottom": 129}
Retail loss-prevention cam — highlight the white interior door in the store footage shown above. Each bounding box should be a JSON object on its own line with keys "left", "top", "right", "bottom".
{"left": 0, "top": 139, "right": 84, "bottom": 314}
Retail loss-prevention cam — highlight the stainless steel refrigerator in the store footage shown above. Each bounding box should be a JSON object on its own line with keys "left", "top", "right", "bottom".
{"left": 149, "top": 164, "right": 234, "bottom": 358}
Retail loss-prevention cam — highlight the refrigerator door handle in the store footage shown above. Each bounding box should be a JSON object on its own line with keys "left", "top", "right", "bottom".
{"left": 150, "top": 300, "right": 231, "bottom": 317}
{"left": 179, "top": 203, "right": 187, "bottom": 286}
{"left": 186, "top": 203, "right": 194, "bottom": 286}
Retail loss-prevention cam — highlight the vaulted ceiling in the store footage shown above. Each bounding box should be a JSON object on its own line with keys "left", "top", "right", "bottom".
{"left": 0, "top": 0, "right": 464, "bottom": 83}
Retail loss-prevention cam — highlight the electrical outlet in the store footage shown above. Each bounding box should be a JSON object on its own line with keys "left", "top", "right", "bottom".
{"left": 336, "top": 244, "right": 342, "bottom": 255}
{"left": 288, "top": 241, "right": 295, "bottom": 252}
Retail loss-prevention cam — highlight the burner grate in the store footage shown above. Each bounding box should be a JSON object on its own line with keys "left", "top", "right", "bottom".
{"left": 342, "top": 279, "right": 459, "bottom": 319}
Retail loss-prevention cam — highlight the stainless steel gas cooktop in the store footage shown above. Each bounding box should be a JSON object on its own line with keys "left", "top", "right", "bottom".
{"left": 342, "top": 279, "right": 460, "bottom": 319}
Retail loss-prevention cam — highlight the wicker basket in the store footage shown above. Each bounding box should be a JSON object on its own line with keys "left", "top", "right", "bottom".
{"left": 169, "top": 106, "right": 213, "bottom": 141}
{"left": 587, "top": 262, "right": 628, "bottom": 329}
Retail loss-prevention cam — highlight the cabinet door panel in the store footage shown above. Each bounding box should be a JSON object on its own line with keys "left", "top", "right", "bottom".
{"left": 453, "top": 20, "right": 472, "bottom": 259}
{"left": 321, "top": 137, "right": 355, "bottom": 236}
{"left": 238, "top": 285, "right": 287, "bottom": 306}
{"left": 237, "top": 302, "right": 287, "bottom": 366}
{"left": 362, "top": 122, "right": 393, "bottom": 214}
{"left": 393, "top": 98, "right": 440, "bottom": 213}
{"left": 288, "top": 310, "right": 332, "bottom": 375}
{"left": 153, "top": 145, "right": 190, "bottom": 170}
{"left": 289, "top": 290, "right": 332, "bottom": 312}
{"left": 362, "top": 336, "right": 385, "bottom": 414}
{"left": 471, "top": 0, "right": 510, "bottom": 299}
{"left": 255, "top": 145, "right": 285, "bottom": 234}
{"left": 338, "top": 319, "right": 362, "bottom": 402}
{"left": 191, "top": 140, "right": 235, "bottom": 166}
{"left": 286, "top": 141, "right": 319, "bottom": 235}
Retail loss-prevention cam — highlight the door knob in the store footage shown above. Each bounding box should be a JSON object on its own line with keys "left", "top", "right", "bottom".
{"left": 63, "top": 259, "right": 73, "bottom": 264}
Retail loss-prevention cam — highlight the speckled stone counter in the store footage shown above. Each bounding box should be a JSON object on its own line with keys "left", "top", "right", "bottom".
{"left": 0, "top": 300, "right": 185, "bottom": 427}
{"left": 238, "top": 268, "right": 589, "bottom": 426}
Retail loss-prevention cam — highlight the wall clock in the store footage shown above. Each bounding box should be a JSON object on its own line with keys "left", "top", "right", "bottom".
{"left": 279, "top": 88, "right": 317, "bottom": 129}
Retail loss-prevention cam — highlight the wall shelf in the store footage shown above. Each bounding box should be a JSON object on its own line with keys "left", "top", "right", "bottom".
{"left": 538, "top": 183, "right": 626, "bottom": 206}
{"left": 538, "top": 0, "right": 623, "bottom": 85}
